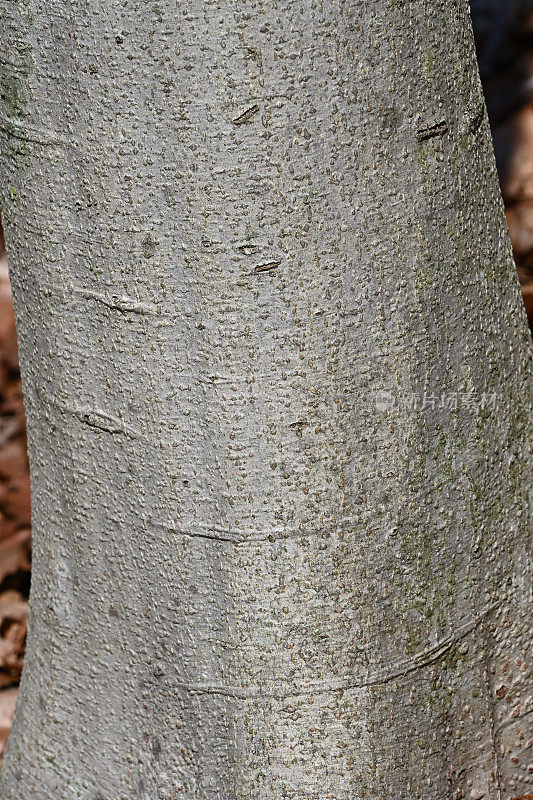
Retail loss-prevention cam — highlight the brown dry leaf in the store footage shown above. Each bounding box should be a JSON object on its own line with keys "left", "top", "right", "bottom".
{"left": 0, "top": 529, "right": 31, "bottom": 585}
{"left": 0, "top": 379, "right": 24, "bottom": 418}
{"left": 0, "top": 639, "right": 16, "bottom": 666}
{"left": 0, "top": 439, "right": 28, "bottom": 482}
{"left": 0, "top": 474, "right": 31, "bottom": 527}
{"left": 0, "top": 590, "right": 29, "bottom": 623}
{"left": 506, "top": 202, "right": 533, "bottom": 259}
{"left": 0, "top": 676, "right": 16, "bottom": 690}
{"left": 0, "top": 636, "right": 22, "bottom": 685}
{"left": 0, "top": 686, "right": 18, "bottom": 759}
{"left": 502, "top": 105, "right": 533, "bottom": 203}
{"left": 0, "top": 417, "right": 20, "bottom": 451}
{"left": 1, "top": 328, "right": 18, "bottom": 376}
{"left": 0, "top": 288, "right": 14, "bottom": 361}
{"left": 0, "top": 518, "right": 29, "bottom": 543}
{"left": 0, "top": 590, "right": 28, "bottom": 685}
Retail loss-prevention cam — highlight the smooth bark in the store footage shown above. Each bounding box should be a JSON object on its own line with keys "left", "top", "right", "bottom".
{"left": 0, "top": 1, "right": 531, "bottom": 798}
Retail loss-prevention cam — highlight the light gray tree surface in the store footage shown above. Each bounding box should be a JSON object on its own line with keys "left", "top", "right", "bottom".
{"left": 0, "top": 0, "right": 531, "bottom": 798}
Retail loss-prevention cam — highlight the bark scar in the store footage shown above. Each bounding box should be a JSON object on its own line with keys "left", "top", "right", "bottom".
{"left": 170, "top": 603, "right": 499, "bottom": 700}
{"left": 0, "top": 118, "right": 65, "bottom": 147}
{"left": 289, "top": 420, "right": 306, "bottom": 430}
{"left": 79, "top": 409, "right": 125, "bottom": 435}
{"left": 253, "top": 259, "right": 281, "bottom": 274}
{"left": 236, "top": 242, "right": 260, "bottom": 255}
{"left": 79, "top": 289, "right": 157, "bottom": 315}
{"left": 232, "top": 104, "right": 260, "bottom": 125}
{"left": 416, "top": 119, "right": 448, "bottom": 142}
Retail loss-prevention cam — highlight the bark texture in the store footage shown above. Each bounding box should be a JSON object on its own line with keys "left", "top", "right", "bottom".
{"left": 0, "top": 1, "right": 532, "bottom": 798}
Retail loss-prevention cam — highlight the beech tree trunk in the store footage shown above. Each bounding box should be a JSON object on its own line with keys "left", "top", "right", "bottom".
{"left": 0, "top": 1, "right": 531, "bottom": 798}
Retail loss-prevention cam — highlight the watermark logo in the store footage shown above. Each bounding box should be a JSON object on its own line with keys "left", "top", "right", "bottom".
{"left": 374, "top": 390, "right": 396, "bottom": 412}
{"left": 372, "top": 390, "right": 497, "bottom": 413}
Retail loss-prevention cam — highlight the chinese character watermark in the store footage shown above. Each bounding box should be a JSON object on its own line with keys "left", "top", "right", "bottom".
{"left": 371, "top": 390, "right": 497, "bottom": 413}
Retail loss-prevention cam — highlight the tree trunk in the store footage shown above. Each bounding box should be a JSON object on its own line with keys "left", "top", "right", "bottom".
{"left": 0, "top": 1, "right": 531, "bottom": 798}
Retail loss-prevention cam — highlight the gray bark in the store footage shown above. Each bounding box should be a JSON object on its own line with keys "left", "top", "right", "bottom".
{"left": 0, "top": 1, "right": 531, "bottom": 798}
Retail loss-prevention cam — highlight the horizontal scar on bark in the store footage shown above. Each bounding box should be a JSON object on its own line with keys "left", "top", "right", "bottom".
{"left": 416, "top": 119, "right": 448, "bottom": 141}
{"left": 80, "top": 410, "right": 125, "bottom": 435}
{"left": 232, "top": 104, "right": 260, "bottom": 125}
{"left": 253, "top": 260, "right": 282, "bottom": 273}
{"left": 236, "top": 243, "right": 260, "bottom": 254}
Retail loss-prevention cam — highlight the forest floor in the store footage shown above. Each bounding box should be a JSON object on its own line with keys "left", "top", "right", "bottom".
{"left": 0, "top": 230, "right": 31, "bottom": 759}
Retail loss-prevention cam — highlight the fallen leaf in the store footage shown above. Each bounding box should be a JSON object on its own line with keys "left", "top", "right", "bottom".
{"left": 0, "top": 686, "right": 18, "bottom": 759}
{"left": 0, "top": 529, "right": 30, "bottom": 584}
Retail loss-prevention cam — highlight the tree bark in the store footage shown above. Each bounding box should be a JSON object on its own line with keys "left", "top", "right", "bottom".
{"left": 0, "top": 1, "right": 531, "bottom": 798}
